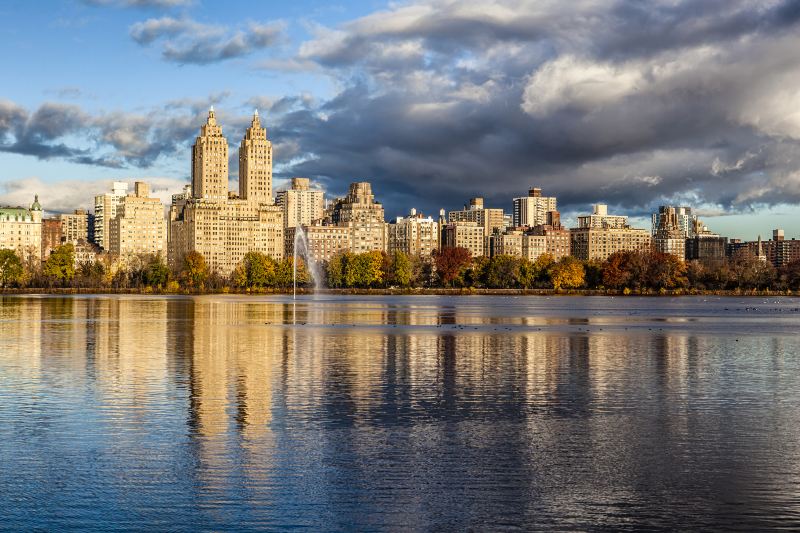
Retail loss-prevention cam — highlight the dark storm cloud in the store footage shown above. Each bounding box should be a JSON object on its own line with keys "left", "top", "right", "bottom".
{"left": 0, "top": 97, "right": 225, "bottom": 169}
{"left": 130, "top": 17, "right": 284, "bottom": 64}
{"left": 261, "top": 0, "right": 800, "bottom": 218}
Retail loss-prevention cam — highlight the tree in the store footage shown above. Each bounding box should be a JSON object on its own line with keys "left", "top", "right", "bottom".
{"left": 484, "top": 255, "right": 521, "bottom": 288}
{"left": 531, "top": 254, "right": 556, "bottom": 285}
{"left": 242, "top": 251, "right": 276, "bottom": 288}
{"left": 0, "top": 249, "right": 24, "bottom": 288}
{"left": 646, "top": 252, "right": 687, "bottom": 289}
{"left": 780, "top": 258, "right": 800, "bottom": 290}
{"left": 326, "top": 253, "right": 348, "bottom": 288}
{"left": 548, "top": 256, "right": 585, "bottom": 289}
{"left": 433, "top": 247, "right": 472, "bottom": 287}
{"left": 602, "top": 251, "right": 632, "bottom": 290}
{"left": 42, "top": 244, "right": 75, "bottom": 286}
{"left": 75, "top": 260, "right": 106, "bottom": 288}
{"left": 344, "top": 251, "right": 383, "bottom": 288}
{"left": 180, "top": 251, "right": 209, "bottom": 290}
{"left": 390, "top": 250, "right": 413, "bottom": 288}
{"left": 143, "top": 254, "right": 170, "bottom": 288}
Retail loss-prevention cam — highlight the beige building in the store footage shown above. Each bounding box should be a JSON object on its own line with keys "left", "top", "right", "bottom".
{"left": 443, "top": 220, "right": 485, "bottom": 257}
{"left": 489, "top": 221, "right": 570, "bottom": 262}
{"left": 94, "top": 181, "right": 128, "bottom": 250}
{"left": 577, "top": 204, "right": 628, "bottom": 230}
{"left": 169, "top": 109, "right": 284, "bottom": 275}
{"left": 512, "top": 188, "right": 557, "bottom": 228}
{"left": 109, "top": 181, "right": 167, "bottom": 258}
{"left": 276, "top": 177, "right": 324, "bottom": 228}
{"left": 60, "top": 209, "right": 92, "bottom": 243}
{"left": 449, "top": 197, "right": 505, "bottom": 237}
{"left": 571, "top": 226, "right": 652, "bottom": 261}
{"left": 288, "top": 181, "right": 387, "bottom": 263}
{"left": 286, "top": 224, "right": 351, "bottom": 264}
{"left": 238, "top": 109, "right": 273, "bottom": 203}
{"left": 388, "top": 209, "right": 439, "bottom": 257}
{"left": 0, "top": 195, "right": 42, "bottom": 261}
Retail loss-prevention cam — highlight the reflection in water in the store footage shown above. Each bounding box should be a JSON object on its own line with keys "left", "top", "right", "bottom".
{"left": 1, "top": 295, "right": 800, "bottom": 530}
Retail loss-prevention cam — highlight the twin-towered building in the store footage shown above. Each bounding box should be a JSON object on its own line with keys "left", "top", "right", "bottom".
{"left": 168, "top": 108, "right": 284, "bottom": 274}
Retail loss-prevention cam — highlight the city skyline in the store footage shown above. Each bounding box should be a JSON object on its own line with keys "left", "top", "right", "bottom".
{"left": 2, "top": 1, "right": 800, "bottom": 240}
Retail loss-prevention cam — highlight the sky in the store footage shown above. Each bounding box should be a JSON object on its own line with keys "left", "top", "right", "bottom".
{"left": 1, "top": 0, "right": 800, "bottom": 240}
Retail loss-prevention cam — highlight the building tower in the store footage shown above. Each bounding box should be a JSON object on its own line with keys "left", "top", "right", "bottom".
{"left": 192, "top": 106, "right": 229, "bottom": 201}
{"left": 239, "top": 109, "right": 273, "bottom": 204}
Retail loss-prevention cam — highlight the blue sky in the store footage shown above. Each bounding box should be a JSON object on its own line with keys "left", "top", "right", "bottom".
{"left": 1, "top": 0, "right": 800, "bottom": 241}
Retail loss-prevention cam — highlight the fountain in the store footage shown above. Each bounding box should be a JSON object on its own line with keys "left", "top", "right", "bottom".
{"left": 292, "top": 225, "right": 324, "bottom": 300}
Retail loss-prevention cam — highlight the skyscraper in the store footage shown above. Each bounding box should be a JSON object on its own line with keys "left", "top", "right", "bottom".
{"left": 109, "top": 181, "right": 167, "bottom": 258}
{"left": 169, "top": 109, "right": 284, "bottom": 275}
{"left": 512, "top": 188, "right": 557, "bottom": 228}
{"left": 276, "top": 177, "right": 324, "bottom": 228}
{"left": 93, "top": 181, "right": 128, "bottom": 250}
{"left": 238, "top": 110, "right": 273, "bottom": 203}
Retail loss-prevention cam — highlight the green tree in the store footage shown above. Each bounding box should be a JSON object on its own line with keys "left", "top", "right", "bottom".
{"left": 548, "top": 256, "right": 585, "bottom": 289}
{"left": 0, "top": 249, "right": 24, "bottom": 288}
{"left": 143, "top": 254, "right": 170, "bottom": 288}
{"left": 243, "top": 251, "right": 276, "bottom": 288}
{"left": 42, "top": 244, "right": 75, "bottom": 286}
{"left": 484, "top": 255, "right": 521, "bottom": 288}
{"left": 390, "top": 250, "right": 413, "bottom": 287}
{"left": 326, "top": 253, "right": 348, "bottom": 288}
{"left": 180, "top": 251, "right": 209, "bottom": 290}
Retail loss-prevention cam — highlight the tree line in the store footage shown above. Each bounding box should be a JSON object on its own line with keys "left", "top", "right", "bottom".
{"left": 2, "top": 243, "right": 800, "bottom": 292}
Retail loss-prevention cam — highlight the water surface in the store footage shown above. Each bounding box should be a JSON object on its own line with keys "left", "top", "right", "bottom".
{"left": 1, "top": 294, "right": 800, "bottom": 531}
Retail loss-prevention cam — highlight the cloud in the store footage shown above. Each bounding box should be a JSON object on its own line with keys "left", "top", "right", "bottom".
{"left": 255, "top": 0, "right": 800, "bottom": 220}
{"left": 0, "top": 176, "right": 187, "bottom": 215}
{"left": 83, "top": 0, "right": 193, "bottom": 8}
{"left": 130, "top": 16, "right": 285, "bottom": 64}
{"left": 0, "top": 96, "right": 228, "bottom": 169}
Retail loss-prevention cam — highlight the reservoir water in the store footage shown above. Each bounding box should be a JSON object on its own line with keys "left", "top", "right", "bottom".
{"left": 1, "top": 294, "right": 800, "bottom": 531}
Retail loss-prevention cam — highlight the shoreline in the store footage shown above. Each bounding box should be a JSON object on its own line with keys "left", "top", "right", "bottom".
{"left": 1, "top": 287, "right": 797, "bottom": 297}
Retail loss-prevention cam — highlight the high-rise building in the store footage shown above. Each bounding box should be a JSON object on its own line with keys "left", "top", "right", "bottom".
{"left": 652, "top": 206, "right": 686, "bottom": 259}
{"left": 94, "top": 181, "right": 128, "bottom": 250}
{"left": 652, "top": 206, "right": 696, "bottom": 238}
{"left": 276, "top": 177, "right": 324, "bottom": 228}
{"left": 512, "top": 187, "right": 557, "bottom": 227}
{"left": 577, "top": 204, "right": 628, "bottom": 229}
{"left": 60, "top": 209, "right": 93, "bottom": 244}
{"left": 388, "top": 208, "right": 439, "bottom": 257}
{"left": 288, "top": 181, "right": 387, "bottom": 263}
{"left": 448, "top": 197, "right": 505, "bottom": 237}
{"left": 571, "top": 205, "right": 651, "bottom": 261}
{"left": 109, "top": 181, "right": 167, "bottom": 258}
{"left": 443, "top": 221, "right": 485, "bottom": 257}
{"left": 238, "top": 110, "right": 273, "bottom": 203}
{"left": 192, "top": 106, "right": 228, "bottom": 201}
{"left": 41, "top": 218, "right": 62, "bottom": 260}
{"left": 328, "top": 182, "right": 387, "bottom": 254}
{"left": 169, "top": 109, "right": 284, "bottom": 275}
{"left": 0, "top": 195, "right": 42, "bottom": 262}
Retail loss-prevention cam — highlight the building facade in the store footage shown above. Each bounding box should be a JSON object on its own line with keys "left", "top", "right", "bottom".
{"left": 512, "top": 188, "right": 557, "bottom": 228}
{"left": 0, "top": 196, "right": 42, "bottom": 261}
{"left": 169, "top": 109, "right": 284, "bottom": 275}
{"left": 276, "top": 177, "right": 324, "bottom": 228}
{"left": 94, "top": 181, "right": 128, "bottom": 250}
{"left": 41, "top": 218, "right": 62, "bottom": 260}
{"left": 443, "top": 221, "right": 485, "bottom": 257}
{"left": 388, "top": 209, "right": 439, "bottom": 257}
{"left": 109, "top": 181, "right": 167, "bottom": 258}
{"left": 448, "top": 197, "right": 505, "bottom": 237}
{"left": 652, "top": 206, "right": 686, "bottom": 259}
{"left": 60, "top": 209, "right": 93, "bottom": 244}
{"left": 577, "top": 204, "right": 628, "bottom": 229}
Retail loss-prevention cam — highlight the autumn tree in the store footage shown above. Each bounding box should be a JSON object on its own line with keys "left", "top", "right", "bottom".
{"left": 548, "top": 256, "right": 585, "bottom": 289}
{"left": 180, "top": 251, "right": 209, "bottom": 290}
{"left": 484, "top": 255, "right": 522, "bottom": 288}
{"left": 433, "top": 247, "right": 472, "bottom": 287}
{"left": 241, "top": 251, "right": 276, "bottom": 288}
